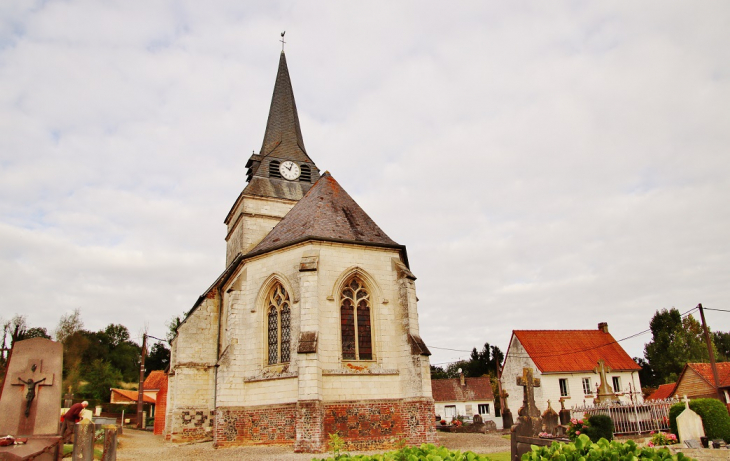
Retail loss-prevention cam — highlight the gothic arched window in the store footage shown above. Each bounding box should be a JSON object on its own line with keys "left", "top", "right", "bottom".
{"left": 267, "top": 283, "right": 290, "bottom": 365}
{"left": 340, "top": 277, "right": 372, "bottom": 360}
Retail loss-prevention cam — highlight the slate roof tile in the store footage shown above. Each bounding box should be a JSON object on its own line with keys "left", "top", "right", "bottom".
{"left": 246, "top": 172, "right": 399, "bottom": 256}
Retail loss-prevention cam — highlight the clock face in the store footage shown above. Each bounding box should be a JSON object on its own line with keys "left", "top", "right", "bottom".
{"left": 279, "top": 161, "right": 301, "bottom": 180}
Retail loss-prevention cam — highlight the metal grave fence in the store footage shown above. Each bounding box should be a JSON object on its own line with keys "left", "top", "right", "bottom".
{"left": 571, "top": 398, "right": 679, "bottom": 435}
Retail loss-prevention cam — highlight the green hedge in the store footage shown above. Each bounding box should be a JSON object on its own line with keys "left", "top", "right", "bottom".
{"left": 313, "top": 443, "right": 492, "bottom": 461}
{"left": 522, "top": 434, "right": 695, "bottom": 461}
{"left": 585, "top": 414, "right": 613, "bottom": 442}
{"left": 669, "top": 399, "right": 730, "bottom": 442}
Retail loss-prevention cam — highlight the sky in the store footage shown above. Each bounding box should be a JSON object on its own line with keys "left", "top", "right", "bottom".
{"left": 1, "top": 1, "right": 729, "bottom": 368}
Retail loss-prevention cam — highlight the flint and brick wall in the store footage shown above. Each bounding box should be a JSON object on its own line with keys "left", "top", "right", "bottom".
{"left": 215, "top": 403, "right": 297, "bottom": 447}
{"left": 323, "top": 398, "right": 437, "bottom": 451}
{"left": 154, "top": 376, "right": 168, "bottom": 435}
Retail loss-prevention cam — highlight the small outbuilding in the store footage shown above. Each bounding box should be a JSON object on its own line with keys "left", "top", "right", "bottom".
{"left": 432, "top": 375, "right": 495, "bottom": 424}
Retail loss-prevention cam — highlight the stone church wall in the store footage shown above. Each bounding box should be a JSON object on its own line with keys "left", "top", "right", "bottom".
{"left": 165, "top": 295, "right": 219, "bottom": 442}
{"left": 225, "top": 195, "right": 296, "bottom": 264}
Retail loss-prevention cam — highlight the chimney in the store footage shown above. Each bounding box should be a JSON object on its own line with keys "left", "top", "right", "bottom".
{"left": 598, "top": 322, "right": 609, "bottom": 333}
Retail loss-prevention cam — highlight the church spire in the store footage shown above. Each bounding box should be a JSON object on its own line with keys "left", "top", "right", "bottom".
{"left": 259, "top": 51, "right": 309, "bottom": 162}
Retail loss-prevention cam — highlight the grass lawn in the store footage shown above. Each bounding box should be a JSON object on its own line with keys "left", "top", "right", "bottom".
{"left": 62, "top": 444, "right": 103, "bottom": 459}
{"left": 484, "top": 451, "right": 510, "bottom": 461}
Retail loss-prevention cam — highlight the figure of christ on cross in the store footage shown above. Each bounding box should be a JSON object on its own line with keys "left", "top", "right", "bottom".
{"left": 18, "top": 377, "right": 46, "bottom": 417}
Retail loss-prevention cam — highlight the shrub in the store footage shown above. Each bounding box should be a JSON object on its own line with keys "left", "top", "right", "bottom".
{"left": 585, "top": 414, "right": 613, "bottom": 442}
{"left": 522, "top": 434, "right": 695, "bottom": 461}
{"left": 649, "top": 431, "right": 678, "bottom": 447}
{"left": 567, "top": 418, "right": 588, "bottom": 441}
{"left": 669, "top": 398, "right": 730, "bottom": 442}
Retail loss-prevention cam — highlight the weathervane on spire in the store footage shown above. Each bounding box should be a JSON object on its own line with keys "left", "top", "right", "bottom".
{"left": 280, "top": 31, "right": 286, "bottom": 52}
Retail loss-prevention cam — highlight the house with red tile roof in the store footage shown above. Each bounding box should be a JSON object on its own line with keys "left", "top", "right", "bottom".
{"left": 646, "top": 382, "right": 677, "bottom": 401}
{"left": 501, "top": 323, "right": 643, "bottom": 413}
{"left": 432, "top": 375, "right": 495, "bottom": 424}
{"left": 673, "top": 362, "right": 730, "bottom": 403}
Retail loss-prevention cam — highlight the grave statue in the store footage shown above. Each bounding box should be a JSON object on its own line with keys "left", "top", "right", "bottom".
{"left": 0, "top": 338, "right": 63, "bottom": 460}
{"left": 593, "top": 359, "right": 618, "bottom": 404}
{"left": 18, "top": 376, "right": 47, "bottom": 417}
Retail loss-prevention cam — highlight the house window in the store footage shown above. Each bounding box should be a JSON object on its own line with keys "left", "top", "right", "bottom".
{"left": 559, "top": 378, "right": 569, "bottom": 397}
{"left": 340, "top": 276, "right": 372, "bottom": 360}
{"left": 266, "top": 283, "right": 290, "bottom": 365}
{"left": 445, "top": 405, "right": 456, "bottom": 418}
{"left": 612, "top": 376, "right": 621, "bottom": 393}
{"left": 269, "top": 160, "right": 282, "bottom": 178}
{"left": 582, "top": 378, "right": 592, "bottom": 395}
{"left": 478, "top": 404, "right": 490, "bottom": 415}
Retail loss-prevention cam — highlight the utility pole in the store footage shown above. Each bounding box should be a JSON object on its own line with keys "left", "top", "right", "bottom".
{"left": 137, "top": 333, "right": 147, "bottom": 429}
{"left": 697, "top": 304, "right": 724, "bottom": 402}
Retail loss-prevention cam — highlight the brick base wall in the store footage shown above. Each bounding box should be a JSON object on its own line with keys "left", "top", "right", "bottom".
{"left": 215, "top": 403, "right": 297, "bottom": 447}
{"left": 323, "top": 397, "right": 437, "bottom": 451}
{"left": 154, "top": 378, "right": 168, "bottom": 435}
{"left": 211, "top": 398, "right": 436, "bottom": 452}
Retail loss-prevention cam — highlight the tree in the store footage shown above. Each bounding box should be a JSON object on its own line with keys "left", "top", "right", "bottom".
{"left": 712, "top": 331, "right": 730, "bottom": 361}
{"left": 55, "top": 308, "right": 83, "bottom": 344}
{"left": 166, "top": 312, "right": 185, "bottom": 343}
{"left": 104, "top": 324, "right": 130, "bottom": 347}
{"left": 145, "top": 342, "right": 171, "bottom": 375}
{"left": 634, "top": 357, "right": 658, "bottom": 390}
{"left": 644, "top": 308, "right": 716, "bottom": 384}
{"left": 83, "top": 359, "right": 122, "bottom": 401}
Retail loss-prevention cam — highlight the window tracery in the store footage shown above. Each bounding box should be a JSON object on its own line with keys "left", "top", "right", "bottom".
{"left": 266, "top": 283, "right": 290, "bottom": 365}
{"left": 340, "top": 277, "right": 372, "bottom": 360}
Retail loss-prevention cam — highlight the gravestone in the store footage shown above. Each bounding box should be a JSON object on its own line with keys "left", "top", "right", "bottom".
{"left": 511, "top": 368, "right": 544, "bottom": 461}
{"left": 541, "top": 400, "right": 559, "bottom": 435}
{"left": 676, "top": 395, "right": 705, "bottom": 445}
{"left": 501, "top": 389, "right": 513, "bottom": 429}
{"left": 558, "top": 397, "right": 571, "bottom": 425}
{"left": 0, "top": 337, "right": 63, "bottom": 460}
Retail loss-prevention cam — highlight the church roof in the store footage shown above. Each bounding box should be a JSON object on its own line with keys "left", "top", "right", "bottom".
{"left": 246, "top": 172, "right": 401, "bottom": 257}
{"left": 258, "top": 51, "right": 311, "bottom": 163}
{"left": 509, "top": 328, "right": 641, "bottom": 373}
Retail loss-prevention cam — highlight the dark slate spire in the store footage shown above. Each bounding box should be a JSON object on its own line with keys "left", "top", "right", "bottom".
{"left": 259, "top": 51, "right": 310, "bottom": 162}
{"left": 246, "top": 172, "right": 401, "bottom": 257}
{"left": 238, "top": 51, "right": 320, "bottom": 204}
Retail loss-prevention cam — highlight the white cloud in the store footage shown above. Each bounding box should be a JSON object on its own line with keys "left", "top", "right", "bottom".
{"left": 1, "top": 1, "right": 728, "bottom": 367}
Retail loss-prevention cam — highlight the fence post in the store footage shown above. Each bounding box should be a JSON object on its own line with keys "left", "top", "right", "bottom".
{"left": 72, "top": 419, "right": 94, "bottom": 461}
{"left": 102, "top": 425, "right": 117, "bottom": 461}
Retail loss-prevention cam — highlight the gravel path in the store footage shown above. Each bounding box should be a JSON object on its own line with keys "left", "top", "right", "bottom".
{"left": 116, "top": 430, "right": 510, "bottom": 461}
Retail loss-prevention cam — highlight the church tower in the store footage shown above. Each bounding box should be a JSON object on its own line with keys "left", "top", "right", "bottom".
{"left": 166, "top": 50, "right": 436, "bottom": 453}
{"left": 224, "top": 51, "right": 320, "bottom": 265}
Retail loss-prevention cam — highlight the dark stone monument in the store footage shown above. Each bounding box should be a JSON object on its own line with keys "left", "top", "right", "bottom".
{"left": 541, "top": 400, "right": 559, "bottom": 435}
{"left": 558, "top": 397, "right": 571, "bottom": 426}
{"left": 0, "top": 338, "right": 63, "bottom": 460}
{"left": 501, "top": 390, "right": 513, "bottom": 429}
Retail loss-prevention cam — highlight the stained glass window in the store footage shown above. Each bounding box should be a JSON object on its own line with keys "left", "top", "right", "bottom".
{"left": 266, "top": 283, "right": 290, "bottom": 365}
{"left": 340, "top": 277, "right": 372, "bottom": 360}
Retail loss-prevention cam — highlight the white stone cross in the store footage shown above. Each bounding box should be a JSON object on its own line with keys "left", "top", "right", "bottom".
{"left": 682, "top": 394, "right": 691, "bottom": 409}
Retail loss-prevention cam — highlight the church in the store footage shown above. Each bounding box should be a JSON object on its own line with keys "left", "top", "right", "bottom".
{"left": 164, "top": 50, "right": 437, "bottom": 452}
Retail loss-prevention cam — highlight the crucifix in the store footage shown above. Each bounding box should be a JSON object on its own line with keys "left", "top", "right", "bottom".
{"left": 682, "top": 394, "right": 691, "bottom": 410}
{"left": 593, "top": 358, "right": 615, "bottom": 403}
{"left": 10, "top": 360, "right": 54, "bottom": 418}
{"left": 280, "top": 31, "right": 286, "bottom": 52}
{"left": 516, "top": 367, "right": 541, "bottom": 418}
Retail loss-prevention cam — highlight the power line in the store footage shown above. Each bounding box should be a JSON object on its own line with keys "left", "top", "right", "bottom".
{"left": 703, "top": 307, "right": 730, "bottom": 313}
{"left": 429, "top": 305, "right": 703, "bottom": 364}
